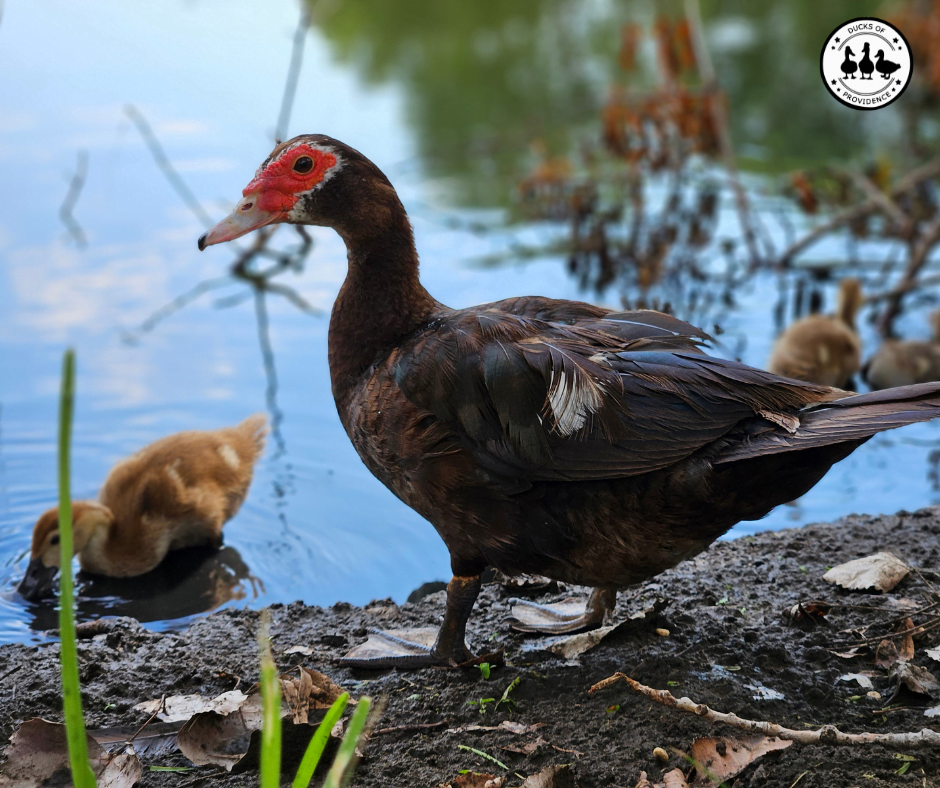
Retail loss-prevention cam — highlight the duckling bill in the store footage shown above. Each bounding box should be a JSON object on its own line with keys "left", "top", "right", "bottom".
{"left": 18, "top": 414, "right": 267, "bottom": 601}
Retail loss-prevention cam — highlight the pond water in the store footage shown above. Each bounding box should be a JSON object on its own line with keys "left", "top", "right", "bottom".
{"left": 2, "top": 0, "right": 937, "bottom": 645}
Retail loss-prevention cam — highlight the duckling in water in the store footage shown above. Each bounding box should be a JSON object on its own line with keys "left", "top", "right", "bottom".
{"left": 18, "top": 414, "right": 267, "bottom": 600}
{"left": 767, "top": 278, "right": 863, "bottom": 388}
{"left": 865, "top": 310, "right": 940, "bottom": 390}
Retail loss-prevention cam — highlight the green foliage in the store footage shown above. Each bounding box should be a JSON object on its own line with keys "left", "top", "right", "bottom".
{"left": 477, "top": 662, "right": 491, "bottom": 680}
{"left": 259, "top": 611, "right": 282, "bottom": 788}
{"left": 323, "top": 696, "right": 373, "bottom": 788}
{"left": 56, "top": 350, "right": 96, "bottom": 788}
{"left": 291, "top": 693, "right": 350, "bottom": 788}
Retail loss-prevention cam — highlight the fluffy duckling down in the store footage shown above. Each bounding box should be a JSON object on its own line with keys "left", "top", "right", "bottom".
{"left": 865, "top": 310, "right": 940, "bottom": 390}
{"left": 767, "top": 278, "right": 863, "bottom": 388}
{"left": 18, "top": 413, "right": 267, "bottom": 600}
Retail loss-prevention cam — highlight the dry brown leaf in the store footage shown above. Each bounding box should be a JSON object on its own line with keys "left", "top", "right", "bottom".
{"left": 829, "top": 647, "right": 865, "bottom": 659}
{"left": 690, "top": 735, "right": 791, "bottom": 786}
{"left": 840, "top": 673, "right": 874, "bottom": 689}
{"left": 439, "top": 774, "right": 506, "bottom": 788}
{"left": 822, "top": 552, "right": 909, "bottom": 593}
{"left": 891, "top": 662, "right": 940, "bottom": 700}
{"left": 283, "top": 645, "right": 313, "bottom": 656}
{"left": 632, "top": 773, "right": 655, "bottom": 788}
{"left": 663, "top": 769, "right": 691, "bottom": 788}
{"left": 876, "top": 639, "right": 900, "bottom": 670}
{"left": 521, "top": 764, "right": 575, "bottom": 788}
{"left": 501, "top": 735, "right": 547, "bottom": 756}
{"left": 133, "top": 690, "right": 248, "bottom": 723}
{"left": 280, "top": 667, "right": 345, "bottom": 724}
{"left": 0, "top": 718, "right": 142, "bottom": 788}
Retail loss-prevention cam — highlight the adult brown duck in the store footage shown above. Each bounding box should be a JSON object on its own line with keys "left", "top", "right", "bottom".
{"left": 200, "top": 136, "right": 940, "bottom": 668}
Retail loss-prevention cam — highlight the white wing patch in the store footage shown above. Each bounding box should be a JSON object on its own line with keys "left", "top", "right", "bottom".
{"left": 547, "top": 368, "right": 603, "bottom": 436}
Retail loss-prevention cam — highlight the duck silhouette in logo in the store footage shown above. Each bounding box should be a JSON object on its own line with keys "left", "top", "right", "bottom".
{"left": 841, "top": 47, "right": 858, "bottom": 79}
{"left": 859, "top": 43, "right": 875, "bottom": 79}
{"left": 876, "top": 50, "right": 901, "bottom": 79}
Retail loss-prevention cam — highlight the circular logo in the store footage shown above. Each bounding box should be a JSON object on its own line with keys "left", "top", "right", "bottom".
{"left": 820, "top": 18, "right": 912, "bottom": 110}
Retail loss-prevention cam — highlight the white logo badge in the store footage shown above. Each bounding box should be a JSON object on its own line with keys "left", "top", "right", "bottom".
{"left": 821, "top": 18, "right": 912, "bottom": 111}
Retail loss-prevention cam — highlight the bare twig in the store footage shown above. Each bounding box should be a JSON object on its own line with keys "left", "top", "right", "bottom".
{"left": 843, "top": 168, "right": 912, "bottom": 236}
{"left": 59, "top": 150, "right": 88, "bottom": 248}
{"left": 125, "top": 104, "right": 215, "bottom": 229}
{"left": 684, "top": 0, "right": 764, "bottom": 265}
{"left": 776, "top": 156, "right": 940, "bottom": 267}
{"left": 125, "top": 693, "right": 165, "bottom": 746}
{"left": 878, "top": 215, "right": 940, "bottom": 337}
{"left": 253, "top": 290, "right": 286, "bottom": 457}
{"left": 591, "top": 673, "right": 940, "bottom": 747}
{"left": 275, "top": 8, "right": 311, "bottom": 142}
{"left": 122, "top": 275, "right": 236, "bottom": 343}
{"left": 373, "top": 721, "right": 447, "bottom": 736}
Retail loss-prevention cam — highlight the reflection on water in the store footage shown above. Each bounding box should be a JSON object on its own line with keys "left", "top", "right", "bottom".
{"left": 0, "top": 0, "right": 938, "bottom": 645}
{"left": 19, "top": 546, "right": 260, "bottom": 635}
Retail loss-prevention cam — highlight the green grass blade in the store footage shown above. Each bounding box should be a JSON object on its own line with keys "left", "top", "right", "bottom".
{"left": 56, "top": 349, "right": 96, "bottom": 788}
{"left": 322, "top": 696, "right": 372, "bottom": 788}
{"left": 259, "top": 610, "right": 282, "bottom": 788}
{"left": 291, "top": 693, "right": 350, "bottom": 788}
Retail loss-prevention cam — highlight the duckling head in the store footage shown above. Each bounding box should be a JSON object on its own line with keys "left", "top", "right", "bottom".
{"left": 17, "top": 501, "right": 113, "bottom": 601}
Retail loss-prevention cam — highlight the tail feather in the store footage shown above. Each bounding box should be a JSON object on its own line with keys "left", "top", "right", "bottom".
{"left": 715, "top": 381, "right": 940, "bottom": 464}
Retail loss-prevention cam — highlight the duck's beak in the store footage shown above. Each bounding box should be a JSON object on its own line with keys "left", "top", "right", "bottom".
{"left": 198, "top": 193, "right": 282, "bottom": 250}
{"left": 17, "top": 558, "right": 59, "bottom": 601}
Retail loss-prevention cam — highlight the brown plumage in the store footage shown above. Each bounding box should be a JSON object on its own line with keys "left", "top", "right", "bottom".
{"left": 865, "top": 310, "right": 940, "bottom": 390}
{"left": 767, "top": 278, "right": 863, "bottom": 388}
{"left": 200, "top": 136, "right": 940, "bottom": 667}
{"left": 18, "top": 414, "right": 267, "bottom": 600}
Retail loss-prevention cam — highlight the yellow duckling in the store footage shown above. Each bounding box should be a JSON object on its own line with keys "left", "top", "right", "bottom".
{"left": 864, "top": 309, "right": 940, "bottom": 390}
{"left": 767, "top": 278, "right": 863, "bottom": 388}
{"left": 18, "top": 414, "right": 267, "bottom": 600}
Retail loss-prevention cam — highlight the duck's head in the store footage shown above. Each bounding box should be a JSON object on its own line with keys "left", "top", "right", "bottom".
{"left": 198, "top": 134, "right": 401, "bottom": 250}
{"left": 18, "top": 501, "right": 113, "bottom": 601}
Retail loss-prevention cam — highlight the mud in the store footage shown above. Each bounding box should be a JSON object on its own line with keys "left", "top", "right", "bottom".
{"left": 3, "top": 509, "right": 940, "bottom": 787}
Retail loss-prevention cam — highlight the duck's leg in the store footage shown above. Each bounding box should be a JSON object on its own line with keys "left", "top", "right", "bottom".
{"left": 339, "top": 575, "right": 481, "bottom": 668}
{"left": 507, "top": 587, "right": 617, "bottom": 634}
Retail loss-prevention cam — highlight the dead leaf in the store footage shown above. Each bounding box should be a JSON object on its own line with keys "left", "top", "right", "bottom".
{"left": 891, "top": 662, "right": 940, "bottom": 700}
{"left": 89, "top": 722, "right": 183, "bottom": 760}
{"left": 663, "top": 769, "right": 691, "bottom": 788}
{"left": 787, "top": 600, "right": 831, "bottom": 625}
{"left": 925, "top": 705, "right": 940, "bottom": 717}
{"left": 283, "top": 645, "right": 313, "bottom": 656}
{"left": 521, "top": 764, "right": 575, "bottom": 788}
{"left": 499, "top": 721, "right": 545, "bottom": 735}
{"left": 926, "top": 647, "right": 940, "bottom": 664}
{"left": 689, "top": 735, "right": 791, "bottom": 786}
{"left": 876, "top": 639, "right": 900, "bottom": 671}
{"left": 822, "top": 552, "right": 909, "bottom": 593}
{"left": 439, "top": 774, "right": 506, "bottom": 788}
{"left": 176, "top": 684, "right": 338, "bottom": 772}
{"left": 0, "top": 718, "right": 142, "bottom": 788}
{"left": 280, "top": 667, "right": 346, "bottom": 724}
{"left": 501, "top": 735, "right": 547, "bottom": 755}
{"left": 829, "top": 647, "right": 865, "bottom": 659}
{"left": 840, "top": 673, "right": 874, "bottom": 689}
{"left": 632, "top": 773, "right": 655, "bottom": 788}
{"left": 133, "top": 690, "right": 248, "bottom": 723}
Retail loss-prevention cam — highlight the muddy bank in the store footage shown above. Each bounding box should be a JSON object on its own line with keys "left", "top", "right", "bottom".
{"left": 3, "top": 509, "right": 940, "bottom": 787}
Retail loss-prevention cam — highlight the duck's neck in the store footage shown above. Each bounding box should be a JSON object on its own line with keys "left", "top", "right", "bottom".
{"left": 328, "top": 213, "right": 438, "bottom": 416}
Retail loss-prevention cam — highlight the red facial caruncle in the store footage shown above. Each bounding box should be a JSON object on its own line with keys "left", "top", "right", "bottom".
{"left": 198, "top": 142, "right": 338, "bottom": 250}
{"left": 245, "top": 144, "right": 338, "bottom": 214}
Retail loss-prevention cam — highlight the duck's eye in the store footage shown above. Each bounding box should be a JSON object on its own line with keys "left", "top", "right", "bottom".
{"left": 293, "top": 156, "right": 314, "bottom": 174}
{"left": 50, "top": 534, "right": 60, "bottom": 546}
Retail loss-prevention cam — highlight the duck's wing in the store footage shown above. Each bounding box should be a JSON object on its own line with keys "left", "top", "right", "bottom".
{"left": 393, "top": 304, "right": 838, "bottom": 482}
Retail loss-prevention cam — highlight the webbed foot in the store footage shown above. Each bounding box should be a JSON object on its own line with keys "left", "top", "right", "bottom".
{"left": 339, "top": 575, "right": 486, "bottom": 669}
{"left": 507, "top": 587, "right": 616, "bottom": 634}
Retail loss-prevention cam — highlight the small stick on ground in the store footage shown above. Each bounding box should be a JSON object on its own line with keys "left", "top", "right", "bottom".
{"left": 590, "top": 673, "right": 940, "bottom": 748}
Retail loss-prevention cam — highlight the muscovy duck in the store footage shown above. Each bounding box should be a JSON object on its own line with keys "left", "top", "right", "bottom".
{"left": 199, "top": 136, "right": 940, "bottom": 667}
{"left": 19, "top": 414, "right": 267, "bottom": 600}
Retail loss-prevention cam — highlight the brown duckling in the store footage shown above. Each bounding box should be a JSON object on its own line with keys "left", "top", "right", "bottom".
{"left": 767, "top": 278, "right": 863, "bottom": 388}
{"left": 199, "top": 136, "right": 940, "bottom": 668}
{"left": 865, "top": 310, "right": 940, "bottom": 390}
{"left": 18, "top": 414, "right": 267, "bottom": 600}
